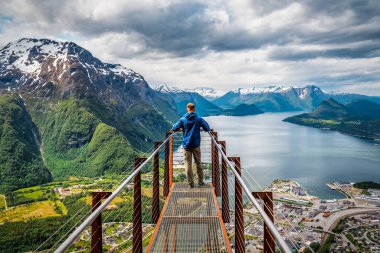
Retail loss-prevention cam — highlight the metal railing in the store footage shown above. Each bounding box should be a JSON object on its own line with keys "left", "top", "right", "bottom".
{"left": 208, "top": 132, "right": 292, "bottom": 253}
{"left": 54, "top": 133, "right": 174, "bottom": 253}
{"left": 53, "top": 130, "right": 292, "bottom": 253}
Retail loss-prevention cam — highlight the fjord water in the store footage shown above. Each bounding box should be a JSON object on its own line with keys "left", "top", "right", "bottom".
{"left": 205, "top": 113, "right": 380, "bottom": 199}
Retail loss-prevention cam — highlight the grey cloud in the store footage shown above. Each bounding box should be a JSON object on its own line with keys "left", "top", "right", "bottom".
{"left": 0, "top": 0, "right": 380, "bottom": 95}
{"left": 1, "top": 0, "right": 380, "bottom": 59}
{"left": 270, "top": 43, "right": 380, "bottom": 61}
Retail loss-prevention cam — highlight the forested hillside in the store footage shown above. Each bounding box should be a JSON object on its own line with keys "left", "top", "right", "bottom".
{"left": 0, "top": 94, "right": 51, "bottom": 193}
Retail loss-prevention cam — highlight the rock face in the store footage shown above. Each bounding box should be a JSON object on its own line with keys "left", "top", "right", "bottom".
{"left": 0, "top": 38, "right": 178, "bottom": 182}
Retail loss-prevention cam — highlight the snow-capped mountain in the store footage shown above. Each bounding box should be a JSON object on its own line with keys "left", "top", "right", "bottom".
{"left": 154, "top": 83, "right": 380, "bottom": 112}
{"left": 0, "top": 38, "right": 151, "bottom": 100}
{"left": 155, "top": 85, "right": 225, "bottom": 101}
{"left": 229, "top": 85, "right": 325, "bottom": 97}
{"left": 214, "top": 85, "right": 378, "bottom": 111}
{"left": 185, "top": 87, "right": 225, "bottom": 101}
{"left": 154, "top": 84, "right": 223, "bottom": 116}
{"left": 0, "top": 38, "right": 180, "bottom": 173}
{"left": 154, "top": 84, "right": 185, "bottom": 94}
{"left": 231, "top": 86, "right": 292, "bottom": 95}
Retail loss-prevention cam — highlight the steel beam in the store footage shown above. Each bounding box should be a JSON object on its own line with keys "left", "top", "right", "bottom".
{"left": 218, "top": 141, "right": 229, "bottom": 223}
{"left": 253, "top": 192, "right": 275, "bottom": 253}
{"left": 164, "top": 132, "right": 170, "bottom": 197}
{"left": 228, "top": 157, "right": 244, "bottom": 253}
{"left": 133, "top": 157, "right": 146, "bottom": 253}
{"left": 152, "top": 141, "right": 162, "bottom": 223}
{"left": 169, "top": 135, "right": 173, "bottom": 188}
{"left": 212, "top": 132, "right": 221, "bottom": 196}
{"left": 91, "top": 192, "right": 111, "bottom": 253}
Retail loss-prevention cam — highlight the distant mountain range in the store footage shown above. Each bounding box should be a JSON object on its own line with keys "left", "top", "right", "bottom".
{"left": 185, "top": 87, "right": 225, "bottom": 101}
{"left": 212, "top": 85, "right": 380, "bottom": 112}
{"left": 156, "top": 84, "right": 380, "bottom": 113}
{"left": 155, "top": 84, "right": 223, "bottom": 116}
{"left": 154, "top": 84, "right": 263, "bottom": 116}
{"left": 284, "top": 99, "right": 380, "bottom": 142}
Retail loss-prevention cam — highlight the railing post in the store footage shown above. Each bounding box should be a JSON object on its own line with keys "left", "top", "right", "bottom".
{"left": 164, "top": 133, "right": 170, "bottom": 197}
{"left": 211, "top": 130, "right": 215, "bottom": 188}
{"left": 228, "top": 157, "right": 244, "bottom": 253}
{"left": 91, "top": 192, "right": 111, "bottom": 253}
{"left": 133, "top": 157, "right": 146, "bottom": 253}
{"left": 152, "top": 142, "right": 162, "bottom": 224}
{"left": 169, "top": 135, "right": 173, "bottom": 188}
{"left": 211, "top": 131, "right": 221, "bottom": 196}
{"left": 218, "top": 141, "right": 229, "bottom": 223}
{"left": 252, "top": 192, "right": 275, "bottom": 253}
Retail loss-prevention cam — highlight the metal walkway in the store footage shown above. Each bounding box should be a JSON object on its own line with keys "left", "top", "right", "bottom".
{"left": 147, "top": 183, "right": 232, "bottom": 253}
{"left": 53, "top": 131, "right": 292, "bottom": 253}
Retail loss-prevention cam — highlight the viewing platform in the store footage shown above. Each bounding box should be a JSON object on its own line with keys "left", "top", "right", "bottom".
{"left": 53, "top": 131, "right": 292, "bottom": 253}
{"left": 147, "top": 183, "right": 231, "bottom": 252}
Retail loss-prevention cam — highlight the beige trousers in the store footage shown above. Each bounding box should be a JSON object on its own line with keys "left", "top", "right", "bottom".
{"left": 183, "top": 147, "right": 204, "bottom": 185}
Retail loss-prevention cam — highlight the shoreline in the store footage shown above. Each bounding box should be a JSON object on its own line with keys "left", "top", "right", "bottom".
{"left": 265, "top": 179, "right": 348, "bottom": 201}
{"left": 326, "top": 183, "right": 352, "bottom": 198}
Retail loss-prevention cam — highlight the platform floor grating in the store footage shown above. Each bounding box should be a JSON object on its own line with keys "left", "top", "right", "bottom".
{"left": 147, "top": 183, "right": 231, "bottom": 253}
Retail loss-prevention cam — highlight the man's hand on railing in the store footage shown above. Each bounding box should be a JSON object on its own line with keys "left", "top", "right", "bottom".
{"left": 169, "top": 128, "right": 183, "bottom": 133}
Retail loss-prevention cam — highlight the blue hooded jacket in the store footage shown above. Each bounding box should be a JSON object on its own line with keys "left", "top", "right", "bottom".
{"left": 171, "top": 112, "right": 211, "bottom": 148}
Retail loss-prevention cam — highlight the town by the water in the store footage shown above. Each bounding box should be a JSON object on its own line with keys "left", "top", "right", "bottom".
{"left": 1, "top": 168, "right": 379, "bottom": 253}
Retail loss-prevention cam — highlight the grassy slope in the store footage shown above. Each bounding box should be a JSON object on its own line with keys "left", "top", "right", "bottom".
{"left": 0, "top": 94, "right": 51, "bottom": 193}
{"left": 27, "top": 98, "right": 137, "bottom": 179}
{"left": 0, "top": 200, "right": 66, "bottom": 223}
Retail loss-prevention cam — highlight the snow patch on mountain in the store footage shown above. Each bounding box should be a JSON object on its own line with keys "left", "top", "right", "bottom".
{"left": 0, "top": 38, "right": 145, "bottom": 91}
{"left": 108, "top": 64, "right": 144, "bottom": 82}
{"left": 185, "top": 87, "right": 225, "bottom": 99}
{"left": 232, "top": 86, "right": 292, "bottom": 95}
{"left": 154, "top": 84, "right": 185, "bottom": 93}
{"left": 0, "top": 38, "right": 69, "bottom": 74}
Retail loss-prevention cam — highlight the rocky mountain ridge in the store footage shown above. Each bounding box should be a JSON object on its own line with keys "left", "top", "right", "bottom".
{"left": 0, "top": 38, "right": 178, "bottom": 190}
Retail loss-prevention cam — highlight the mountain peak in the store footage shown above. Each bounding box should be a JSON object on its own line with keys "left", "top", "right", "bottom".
{"left": 0, "top": 37, "right": 147, "bottom": 100}
{"left": 231, "top": 86, "right": 292, "bottom": 95}
{"left": 185, "top": 87, "right": 225, "bottom": 100}
{"left": 1, "top": 38, "right": 82, "bottom": 57}
{"left": 154, "top": 84, "right": 184, "bottom": 93}
{"left": 0, "top": 37, "right": 96, "bottom": 75}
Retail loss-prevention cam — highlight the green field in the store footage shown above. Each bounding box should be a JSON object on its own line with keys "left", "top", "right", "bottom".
{"left": 6, "top": 186, "right": 53, "bottom": 207}
{"left": 0, "top": 173, "right": 162, "bottom": 252}
{"left": 0, "top": 200, "right": 66, "bottom": 223}
{"left": 0, "top": 195, "right": 6, "bottom": 210}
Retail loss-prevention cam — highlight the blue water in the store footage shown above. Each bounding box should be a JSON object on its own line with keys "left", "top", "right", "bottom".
{"left": 205, "top": 113, "right": 380, "bottom": 199}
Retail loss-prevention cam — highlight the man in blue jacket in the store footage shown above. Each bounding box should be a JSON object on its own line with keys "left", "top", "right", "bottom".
{"left": 170, "top": 103, "right": 211, "bottom": 188}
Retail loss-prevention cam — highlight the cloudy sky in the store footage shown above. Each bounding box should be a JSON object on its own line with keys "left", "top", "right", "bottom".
{"left": 0, "top": 0, "right": 380, "bottom": 95}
